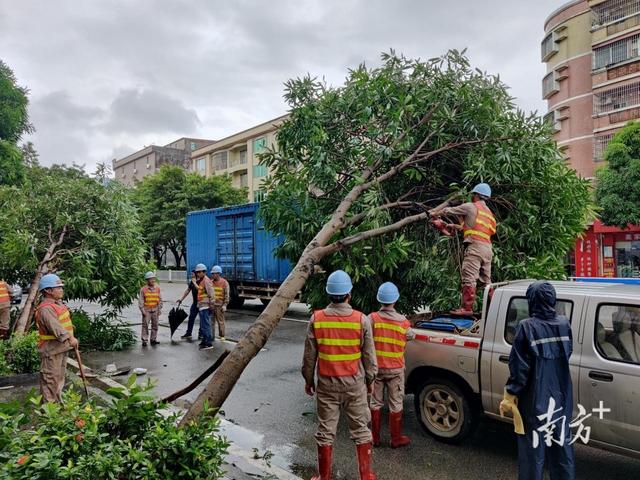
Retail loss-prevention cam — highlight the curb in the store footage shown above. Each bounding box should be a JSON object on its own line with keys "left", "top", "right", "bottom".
{"left": 66, "top": 358, "right": 303, "bottom": 480}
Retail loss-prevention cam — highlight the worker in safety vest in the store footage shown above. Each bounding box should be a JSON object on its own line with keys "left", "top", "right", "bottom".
{"left": 302, "top": 270, "right": 378, "bottom": 480}
{"left": 430, "top": 183, "right": 497, "bottom": 315}
{"left": 210, "top": 265, "right": 230, "bottom": 341}
{"left": 194, "top": 263, "right": 216, "bottom": 350}
{"left": 35, "top": 273, "right": 78, "bottom": 403}
{"left": 369, "top": 282, "right": 414, "bottom": 448}
{"left": 139, "top": 271, "right": 162, "bottom": 346}
{"left": 0, "top": 279, "right": 10, "bottom": 340}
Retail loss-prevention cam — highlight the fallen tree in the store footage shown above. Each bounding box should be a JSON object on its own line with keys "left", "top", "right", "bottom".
{"left": 180, "top": 50, "right": 593, "bottom": 423}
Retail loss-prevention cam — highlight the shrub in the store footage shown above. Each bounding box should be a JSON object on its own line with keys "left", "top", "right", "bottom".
{"left": 0, "top": 377, "right": 229, "bottom": 479}
{"left": 0, "top": 331, "right": 40, "bottom": 375}
{"left": 72, "top": 308, "right": 135, "bottom": 351}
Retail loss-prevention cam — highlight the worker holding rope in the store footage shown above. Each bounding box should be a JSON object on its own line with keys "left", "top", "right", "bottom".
{"left": 430, "top": 183, "right": 497, "bottom": 315}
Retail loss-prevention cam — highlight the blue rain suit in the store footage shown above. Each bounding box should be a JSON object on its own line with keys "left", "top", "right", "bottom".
{"left": 505, "top": 281, "right": 575, "bottom": 480}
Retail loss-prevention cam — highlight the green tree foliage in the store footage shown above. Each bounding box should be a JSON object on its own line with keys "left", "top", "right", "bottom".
{"left": 0, "top": 164, "right": 152, "bottom": 332}
{"left": 133, "top": 165, "right": 247, "bottom": 268}
{"left": 0, "top": 381, "right": 229, "bottom": 479}
{"left": 0, "top": 60, "right": 32, "bottom": 186}
{"left": 260, "top": 51, "right": 594, "bottom": 312}
{"left": 595, "top": 121, "right": 640, "bottom": 228}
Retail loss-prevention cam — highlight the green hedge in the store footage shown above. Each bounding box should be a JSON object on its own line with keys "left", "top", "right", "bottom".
{"left": 0, "top": 331, "right": 39, "bottom": 375}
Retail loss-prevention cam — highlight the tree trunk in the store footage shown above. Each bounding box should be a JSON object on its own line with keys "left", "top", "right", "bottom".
{"left": 179, "top": 246, "right": 319, "bottom": 424}
{"left": 169, "top": 244, "right": 182, "bottom": 269}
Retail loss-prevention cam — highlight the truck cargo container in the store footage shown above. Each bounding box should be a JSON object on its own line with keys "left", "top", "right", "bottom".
{"left": 186, "top": 203, "right": 292, "bottom": 308}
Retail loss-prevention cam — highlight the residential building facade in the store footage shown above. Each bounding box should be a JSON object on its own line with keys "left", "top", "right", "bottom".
{"left": 113, "top": 137, "right": 215, "bottom": 186}
{"left": 191, "top": 115, "right": 288, "bottom": 202}
{"left": 544, "top": 0, "right": 640, "bottom": 278}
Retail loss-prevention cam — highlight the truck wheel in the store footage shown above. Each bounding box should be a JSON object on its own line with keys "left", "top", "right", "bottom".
{"left": 414, "top": 377, "right": 478, "bottom": 444}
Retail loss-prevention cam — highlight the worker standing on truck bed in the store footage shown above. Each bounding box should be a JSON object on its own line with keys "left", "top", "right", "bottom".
{"left": 139, "top": 271, "right": 162, "bottom": 347}
{"left": 369, "top": 282, "right": 414, "bottom": 448}
{"left": 501, "top": 281, "right": 575, "bottom": 480}
{"left": 36, "top": 273, "right": 79, "bottom": 403}
{"left": 210, "top": 265, "right": 230, "bottom": 342}
{"left": 430, "top": 183, "right": 496, "bottom": 315}
{"left": 302, "top": 270, "right": 378, "bottom": 480}
{"left": 0, "top": 279, "right": 10, "bottom": 340}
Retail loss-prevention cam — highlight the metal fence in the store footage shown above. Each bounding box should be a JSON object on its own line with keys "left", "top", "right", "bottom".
{"left": 592, "top": 0, "right": 640, "bottom": 29}
{"left": 593, "top": 133, "right": 615, "bottom": 162}
{"left": 155, "top": 270, "right": 187, "bottom": 283}
{"left": 593, "top": 81, "right": 640, "bottom": 114}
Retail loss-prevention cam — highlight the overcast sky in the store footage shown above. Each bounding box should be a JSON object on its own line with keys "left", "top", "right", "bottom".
{"left": 0, "top": 0, "right": 561, "bottom": 171}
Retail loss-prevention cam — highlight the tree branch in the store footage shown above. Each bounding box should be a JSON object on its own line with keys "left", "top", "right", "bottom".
{"left": 343, "top": 201, "right": 418, "bottom": 227}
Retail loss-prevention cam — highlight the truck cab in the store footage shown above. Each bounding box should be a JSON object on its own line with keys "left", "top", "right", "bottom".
{"left": 405, "top": 280, "right": 640, "bottom": 458}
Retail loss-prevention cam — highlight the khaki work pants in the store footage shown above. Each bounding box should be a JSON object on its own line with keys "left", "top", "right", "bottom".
{"left": 40, "top": 351, "right": 68, "bottom": 403}
{"left": 370, "top": 370, "right": 405, "bottom": 413}
{"left": 0, "top": 305, "right": 9, "bottom": 330}
{"left": 315, "top": 382, "right": 372, "bottom": 446}
{"left": 141, "top": 309, "right": 159, "bottom": 342}
{"left": 212, "top": 305, "right": 225, "bottom": 338}
{"left": 461, "top": 241, "right": 493, "bottom": 287}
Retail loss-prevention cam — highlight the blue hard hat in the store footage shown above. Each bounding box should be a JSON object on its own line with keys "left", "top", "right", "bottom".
{"left": 194, "top": 263, "right": 207, "bottom": 272}
{"left": 472, "top": 183, "right": 491, "bottom": 198}
{"left": 377, "top": 282, "right": 400, "bottom": 304}
{"left": 211, "top": 265, "right": 222, "bottom": 274}
{"left": 144, "top": 271, "right": 156, "bottom": 280}
{"left": 326, "top": 270, "right": 353, "bottom": 296}
{"left": 40, "top": 273, "right": 64, "bottom": 291}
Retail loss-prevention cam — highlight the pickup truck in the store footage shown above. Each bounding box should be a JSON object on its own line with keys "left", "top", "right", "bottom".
{"left": 405, "top": 280, "right": 640, "bottom": 459}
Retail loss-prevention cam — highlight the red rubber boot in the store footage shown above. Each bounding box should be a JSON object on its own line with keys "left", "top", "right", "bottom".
{"left": 389, "top": 411, "right": 411, "bottom": 448}
{"left": 451, "top": 285, "right": 476, "bottom": 316}
{"left": 311, "top": 444, "right": 332, "bottom": 480}
{"left": 370, "top": 409, "right": 382, "bottom": 447}
{"left": 356, "top": 442, "right": 377, "bottom": 480}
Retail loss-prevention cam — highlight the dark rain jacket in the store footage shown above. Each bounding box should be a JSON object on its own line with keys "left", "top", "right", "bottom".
{"left": 505, "top": 281, "right": 573, "bottom": 431}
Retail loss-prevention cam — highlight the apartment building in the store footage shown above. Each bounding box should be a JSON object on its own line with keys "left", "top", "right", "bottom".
{"left": 544, "top": 0, "right": 640, "bottom": 278}
{"left": 113, "top": 137, "right": 215, "bottom": 187}
{"left": 191, "top": 115, "right": 288, "bottom": 202}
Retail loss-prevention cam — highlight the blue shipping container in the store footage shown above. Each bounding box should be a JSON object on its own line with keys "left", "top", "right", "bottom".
{"left": 186, "top": 203, "right": 291, "bottom": 305}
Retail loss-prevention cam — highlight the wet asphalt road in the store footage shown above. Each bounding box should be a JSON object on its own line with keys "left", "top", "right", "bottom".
{"left": 75, "top": 283, "right": 640, "bottom": 480}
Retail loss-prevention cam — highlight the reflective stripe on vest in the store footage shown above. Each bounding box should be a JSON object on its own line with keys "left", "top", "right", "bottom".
{"left": 0, "top": 282, "right": 9, "bottom": 304}
{"left": 371, "top": 312, "right": 410, "bottom": 369}
{"left": 36, "top": 301, "right": 73, "bottom": 343}
{"left": 463, "top": 203, "right": 496, "bottom": 244}
{"left": 142, "top": 286, "right": 160, "bottom": 308}
{"left": 212, "top": 279, "right": 226, "bottom": 302}
{"left": 313, "top": 310, "right": 362, "bottom": 377}
{"left": 197, "top": 279, "right": 210, "bottom": 302}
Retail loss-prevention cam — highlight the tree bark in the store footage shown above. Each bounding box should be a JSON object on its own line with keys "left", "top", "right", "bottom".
{"left": 14, "top": 225, "right": 67, "bottom": 334}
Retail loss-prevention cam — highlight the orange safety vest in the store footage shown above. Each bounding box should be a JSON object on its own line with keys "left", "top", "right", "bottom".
{"left": 0, "top": 282, "right": 9, "bottom": 305}
{"left": 463, "top": 202, "right": 496, "bottom": 244}
{"left": 212, "top": 279, "right": 226, "bottom": 302}
{"left": 141, "top": 286, "right": 161, "bottom": 308}
{"left": 36, "top": 300, "right": 73, "bottom": 345}
{"left": 313, "top": 310, "right": 363, "bottom": 377}
{"left": 371, "top": 312, "right": 410, "bottom": 369}
{"left": 197, "top": 278, "right": 211, "bottom": 302}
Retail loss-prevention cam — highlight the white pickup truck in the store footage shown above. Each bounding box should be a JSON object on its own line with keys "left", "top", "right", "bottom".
{"left": 404, "top": 280, "right": 640, "bottom": 459}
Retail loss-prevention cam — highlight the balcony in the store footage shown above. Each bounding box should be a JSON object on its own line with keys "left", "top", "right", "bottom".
{"left": 593, "top": 33, "right": 640, "bottom": 71}
{"left": 593, "top": 133, "right": 615, "bottom": 162}
{"left": 592, "top": 0, "right": 640, "bottom": 30}
{"left": 543, "top": 71, "right": 560, "bottom": 99}
{"left": 593, "top": 81, "right": 640, "bottom": 115}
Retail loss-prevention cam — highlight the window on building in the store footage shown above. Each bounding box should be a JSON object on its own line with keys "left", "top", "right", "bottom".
{"left": 253, "top": 189, "right": 267, "bottom": 203}
{"left": 542, "top": 71, "right": 560, "bottom": 99}
{"left": 196, "top": 157, "right": 206, "bottom": 173}
{"left": 504, "top": 297, "right": 574, "bottom": 344}
{"left": 541, "top": 32, "right": 558, "bottom": 61}
{"left": 190, "top": 142, "right": 197, "bottom": 151}
{"left": 239, "top": 149, "right": 248, "bottom": 165}
{"left": 253, "top": 137, "right": 267, "bottom": 154}
{"left": 595, "top": 304, "right": 640, "bottom": 364}
{"left": 239, "top": 172, "right": 248, "bottom": 188}
{"left": 593, "top": 133, "right": 615, "bottom": 162}
{"left": 213, "top": 151, "right": 228, "bottom": 170}
{"left": 593, "top": 82, "right": 640, "bottom": 114}
{"left": 593, "top": 33, "right": 640, "bottom": 70}
{"left": 592, "top": 0, "right": 640, "bottom": 29}
{"left": 253, "top": 164, "right": 268, "bottom": 178}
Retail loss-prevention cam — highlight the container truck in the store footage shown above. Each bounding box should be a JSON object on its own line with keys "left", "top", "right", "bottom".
{"left": 185, "top": 203, "right": 292, "bottom": 308}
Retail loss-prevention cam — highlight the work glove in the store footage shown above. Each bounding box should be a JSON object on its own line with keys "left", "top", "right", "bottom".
{"left": 222, "top": 305, "right": 227, "bottom": 312}
{"left": 499, "top": 388, "right": 525, "bottom": 435}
